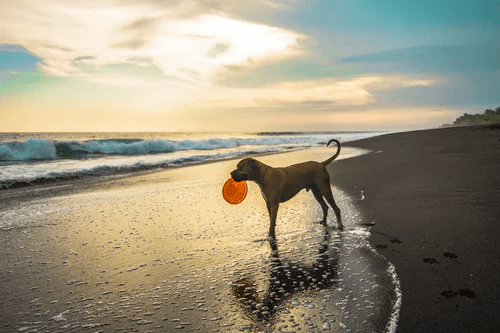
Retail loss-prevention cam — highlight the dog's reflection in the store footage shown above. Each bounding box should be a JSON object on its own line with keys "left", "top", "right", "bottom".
{"left": 231, "top": 230, "right": 339, "bottom": 323}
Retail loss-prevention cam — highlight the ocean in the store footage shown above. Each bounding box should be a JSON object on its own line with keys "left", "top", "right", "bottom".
{"left": 0, "top": 131, "right": 386, "bottom": 190}
{"left": 0, "top": 130, "right": 402, "bottom": 332}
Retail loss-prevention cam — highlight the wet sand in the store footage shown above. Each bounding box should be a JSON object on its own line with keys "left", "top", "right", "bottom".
{"left": 328, "top": 124, "right": 500, "bottom": 332}
{"left": 1, "top": 147, "right": 398, "bottom": 332}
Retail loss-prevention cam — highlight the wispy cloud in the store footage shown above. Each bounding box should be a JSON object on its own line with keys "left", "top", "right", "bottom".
{"left": 86, "top": 76, "right": 154, "bottom": 88}
{"left": 0, "top": 0, "right": 305, "bottom": 84}
{"left": 2, "top": 0, "right": 492, "bottom": 132}
{"left": 194, "top": 75, "right": 435, "bottom": 108}
{"left": 343, "top": 45, "right": 500, "bottom": 73}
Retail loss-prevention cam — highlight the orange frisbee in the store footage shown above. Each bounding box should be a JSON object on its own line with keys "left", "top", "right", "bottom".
{"left": 222, "top": 178, "right": 248, "bottom": 204}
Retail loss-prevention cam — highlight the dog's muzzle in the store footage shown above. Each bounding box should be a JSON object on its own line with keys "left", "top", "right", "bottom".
{"left": 231, "top": 170, "right": 248, "bottom": 182}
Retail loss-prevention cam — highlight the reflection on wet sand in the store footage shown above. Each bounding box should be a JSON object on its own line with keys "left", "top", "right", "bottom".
{"left": 232, "top": 230, "right": 339, "bottom": 325}
{"left": 0, "top": 153, "right": 399, "bottom": 332}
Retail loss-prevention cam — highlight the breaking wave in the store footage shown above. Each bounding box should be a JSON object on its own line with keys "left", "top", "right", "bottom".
{"left": 0, "top": 132, "right": 385, "bottom": 189}
{"left": 1, "top": 138, "right": 251, "bottom": 161}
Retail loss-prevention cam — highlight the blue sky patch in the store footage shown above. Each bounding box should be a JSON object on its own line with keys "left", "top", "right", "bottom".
{"left": 0, "top": 44, "right": 41, "bottom": 72}
{"left": 342, "top": 45, "right": 500, "bottom": 74}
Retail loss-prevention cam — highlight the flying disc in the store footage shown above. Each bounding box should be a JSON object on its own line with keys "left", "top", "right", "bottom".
{"left": 222, "top": 178, "right": 248, "bottom": 204}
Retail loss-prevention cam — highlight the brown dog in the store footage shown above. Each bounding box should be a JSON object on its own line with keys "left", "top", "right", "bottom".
{"left": 230, "top": 139, "right": 343, "bottom": 240}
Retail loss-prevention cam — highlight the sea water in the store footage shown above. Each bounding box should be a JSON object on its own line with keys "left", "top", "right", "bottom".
{"left": 0, "top": 131, "right": 402, "bottom": 332}
{"left": 0, "top": 131, "right": 385, "bottom": 189}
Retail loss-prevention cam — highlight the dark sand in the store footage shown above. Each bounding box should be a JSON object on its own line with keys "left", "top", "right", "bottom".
{"left": 328, "top": 124, "right": 500, "bottom": 332}
{"left": 2, "top": 125, "right": 498, "bottom": 333}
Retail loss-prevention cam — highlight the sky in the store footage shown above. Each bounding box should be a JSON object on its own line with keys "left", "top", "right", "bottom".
{"left": 0, "top": 0, "right": 499, "bottom": 132}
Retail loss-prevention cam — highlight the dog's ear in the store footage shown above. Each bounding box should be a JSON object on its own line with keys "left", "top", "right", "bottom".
{"left": 248, "top": 159, "right": 259, "bottom": 171}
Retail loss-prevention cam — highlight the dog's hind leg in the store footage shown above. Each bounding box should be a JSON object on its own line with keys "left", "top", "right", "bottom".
{"left": 310, "top": 186, "right": 329, "bottom": 225}
{"left": 320, "top": 185, "right": 343, "bottom": 230}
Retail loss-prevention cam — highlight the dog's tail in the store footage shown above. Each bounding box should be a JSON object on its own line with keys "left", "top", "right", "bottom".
{"left": 322, "top": 138, "right": 341, "bottom": 166}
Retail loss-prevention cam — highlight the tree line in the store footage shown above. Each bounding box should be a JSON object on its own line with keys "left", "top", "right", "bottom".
{"left": 447, "top": 106, "right": 500, "bottom": 127}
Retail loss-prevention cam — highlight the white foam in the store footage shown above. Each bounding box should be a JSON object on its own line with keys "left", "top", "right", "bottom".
{"left": 0, "top": 132, "right": 388, "bottom": 188}
{"left": 385, "top": 262, "right": 402, "bottom": 333}
{"left": 0, "top": 138, "right": 57, "bottom": 160}
{"left": 334, "top": 187, "right": 402, "bottom": 332}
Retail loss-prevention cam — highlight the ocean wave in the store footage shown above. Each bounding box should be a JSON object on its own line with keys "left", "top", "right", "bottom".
{"left": 0, "top": 139, "right": 58, "bottom": 161}
{"left": 0, "top": 145, "right": 284, "bottom": 190}
{"left": 0, "top": 132, "right": 386, "bottom": 190}
{"left": 0, "top": 136, "right": 318, "bottom": 162}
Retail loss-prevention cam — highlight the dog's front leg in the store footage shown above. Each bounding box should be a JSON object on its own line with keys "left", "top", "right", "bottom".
{"left": 266, "top": 202, "right": 279, "bottom": 240}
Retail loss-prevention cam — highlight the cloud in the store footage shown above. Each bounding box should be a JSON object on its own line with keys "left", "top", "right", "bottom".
{"left": 194, "top": 75, "right": 435, "bottom": 109}
{"left": 119, "top": 0, "right": 299, "bottom": 15}
{"left": 206, "top": 42, "right": 231, "bottom": 58}
{"left": 166, "top": 102, "right": 463, "bottom": 132}
{"left": 343, "top": 45, "right": 500, "bottom": 73}
{"left": 111, "top": 16, "right": 162, "bottom": 50}
{"left": 0, "top": 0, "right": 305, "bottom": 84}
{"left": 86, "top": 76, "right": 154, "bottom": 88}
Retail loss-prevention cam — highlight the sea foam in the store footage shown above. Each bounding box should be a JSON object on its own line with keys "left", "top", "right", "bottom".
{"left": 0, "top": 132, "right": 386, "bottom": 189}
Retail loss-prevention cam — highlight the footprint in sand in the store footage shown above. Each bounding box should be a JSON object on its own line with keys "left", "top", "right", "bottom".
{"left": 459, "top": 289, "right": 476, "bottom": 298}
{"left": 423, "top": 257, "right": 439, "bottom": 264}
{"left": 423, "top": 253, "right": 458, "bottom": 264}
{"left": 441, "top": 290, "right": 457, "bottom": 298}
{"left": 390, "top": 237, "right": 402, "bottom": 244}
{"left": 443, "top": 252, "right": 457, "bottom": 259}
{"left": 441, "top": 289, "right": 476, "bottom": 299}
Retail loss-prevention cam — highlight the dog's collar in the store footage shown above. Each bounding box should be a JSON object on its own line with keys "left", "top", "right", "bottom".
{"left": 258, "top": 165, "right": 267, "bottom": 184}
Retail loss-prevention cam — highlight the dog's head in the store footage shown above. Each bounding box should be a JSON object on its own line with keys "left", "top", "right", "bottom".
{"left": 230, "top": 158, "right": 261, "bottom": 182}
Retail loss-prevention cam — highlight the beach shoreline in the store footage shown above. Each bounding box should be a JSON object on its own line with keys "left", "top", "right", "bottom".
{"left": 3, "top": 125, "right": 499, "bottom": 332}
{"left": 328, "top": 124, "right": 500, "bottom": 332}
{"left": 1, "top": 146, "right": 394, "bottom": 332}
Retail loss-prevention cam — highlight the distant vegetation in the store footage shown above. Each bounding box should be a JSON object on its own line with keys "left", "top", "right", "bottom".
{"left": 444, "top": 106, "right": 500, "bottom": 127}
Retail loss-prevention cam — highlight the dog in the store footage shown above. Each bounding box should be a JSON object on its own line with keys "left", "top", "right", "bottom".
{"left": 230, "top": 139, "right": 343, "bottom": 240}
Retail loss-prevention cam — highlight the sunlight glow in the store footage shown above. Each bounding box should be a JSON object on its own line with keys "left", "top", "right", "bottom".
{"left": 0, "top": 1, "right": 304, "bottom": 84}
{"left": 0, "top": 0, "right": 488, "bottom": 132}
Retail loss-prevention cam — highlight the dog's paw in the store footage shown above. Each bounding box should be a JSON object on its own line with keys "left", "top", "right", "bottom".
{"left": 337, "top": 224, "right": 344, "bottom": 230}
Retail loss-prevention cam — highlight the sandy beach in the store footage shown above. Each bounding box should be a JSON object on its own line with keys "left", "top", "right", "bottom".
{"left": 329, "top": 124, "right": 500, "bottom": 332}
{"left": 1, "top": 125, "right": 499, "bottom": 332}
{"left": 1, "top": 146, "right": 396, "bottom": 333}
